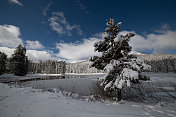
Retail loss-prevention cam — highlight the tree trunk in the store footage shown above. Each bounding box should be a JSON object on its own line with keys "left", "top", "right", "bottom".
{"left": 118, "top": 89, "right": 122, "bottom": 101}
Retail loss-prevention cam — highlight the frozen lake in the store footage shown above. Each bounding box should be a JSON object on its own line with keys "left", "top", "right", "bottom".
{"left": 5, "top": 74, "right": 105, "bottom": 96}
{"left": 1, "top": 73, "right": 176, "bottom": 97}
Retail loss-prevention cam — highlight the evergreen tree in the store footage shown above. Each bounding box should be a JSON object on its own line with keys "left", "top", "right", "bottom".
{"left": 0, "top": 52, "right": 7, "bottom": 75}
{"left": 10, "top": 44, "right": 28, "bottom": 76}
{"left": 90, "top": 18, "right": 151, "bottom": 101}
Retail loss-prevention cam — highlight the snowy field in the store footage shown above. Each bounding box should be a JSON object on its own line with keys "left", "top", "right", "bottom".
{"left": 0, "top": 73, "right": 176, "bottom": 117}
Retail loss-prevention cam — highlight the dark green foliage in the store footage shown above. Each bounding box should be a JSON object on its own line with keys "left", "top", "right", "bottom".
{"left": 0, "top": 52, "right": 7, "bottom": 75}
{"left": 10, "top": 44, "right": 28, "bottom": 76}
{"left": 90, "top": 19, "right": 150, "bottom": 101}
{"left": 90, "top": 19, "right": 135, "bottom": 70}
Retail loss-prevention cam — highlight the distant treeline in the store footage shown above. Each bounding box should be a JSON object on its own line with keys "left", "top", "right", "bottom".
{"left": 28, "top": 60, "right": 104, "bottom": 74}
{"left": 0, "top": 44, "right": 67, "bottom": 75}
{"left": 144, "top": 58, "right": 176, "bottom": 72}
{"left": 65, "top": 56, "right": 176, "bottom": 73}
{"left": 66, "top": 61, "right": 105, "bottom": 74}
{"left": 1, "top": 49, "right": 176, "bottom": 75}
{"left": 28, "top": 60, "right": 66, "bottom": 74}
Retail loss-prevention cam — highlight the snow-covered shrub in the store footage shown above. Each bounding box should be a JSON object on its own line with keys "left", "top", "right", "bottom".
{"left": 91, "top": 81, "right": 114, "bottom": 101}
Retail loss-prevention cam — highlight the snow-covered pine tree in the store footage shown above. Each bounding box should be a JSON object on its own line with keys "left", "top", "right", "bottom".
{"left": 10, "top": 44, "right": 28, "bottom": 76}
{"left": 90, "top": 18, "right": 151, "bottom": 101}
{"left": 0, "top": 52, "right": 7, "bottom": 75}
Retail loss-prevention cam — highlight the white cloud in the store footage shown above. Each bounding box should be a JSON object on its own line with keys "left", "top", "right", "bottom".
{"left": 49, "top": 16, "right": 65, "bottom": 35}
{"left": 56, "top": 38, "right": 101, "bottom": 61}
{"left": 119, "top": 30, "right": 176, "bottom": 54}
{"left": 76, "top": 0, "right": 89, "bottom": 14}
{"left": 0, "top": 46, "right": 57, "bottom": 62}
{"left": 0, "top": 25, "right": 23, "bottom": 48}
{"left": 8, "top": 0, "right": 23, "bottom": 6}
{"left": 1, "top": 23, "right": 175, "bottom": 63}
{"left": 0, "top": 47, "right": 14, "bottom": 57}
{"left": 0, "top": 24, "right": 58, "bottom": 61}
{"left": 56, "top": 27, "right": 176, "bottom": 62}
{"left": 48, "top": 11, "right": 83, "bottom": 36}
{"left": 26, "top": 40, "right": 44, "bottom": 49}
{"left": 154, "top": 24, "right": 171, "bottom": 33}
{"left": 26, "top": 50, "right": 57, "bottom": 62}
{"left": 42, "top": 2, "right": 52, "bottom": 16}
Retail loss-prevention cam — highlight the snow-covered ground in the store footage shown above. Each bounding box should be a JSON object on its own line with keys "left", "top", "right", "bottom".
{"left": 0, "top": 73, "right": 176, "bottom": 117}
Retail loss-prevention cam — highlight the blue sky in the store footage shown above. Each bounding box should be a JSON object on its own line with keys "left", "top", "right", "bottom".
{"left": 0, "top": 0, "right": 176, "bottom": 62}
